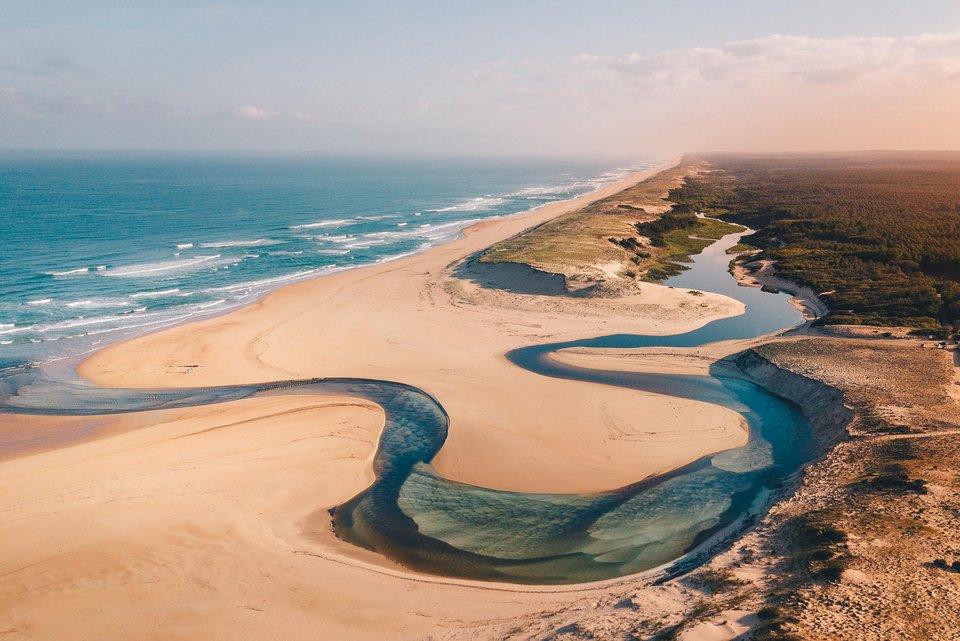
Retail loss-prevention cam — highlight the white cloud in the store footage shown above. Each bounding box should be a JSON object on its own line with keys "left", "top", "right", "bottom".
{"left": 226, "top": 104, "right": 277, "bottom": 121}
{"left": 291, "top": 110, "right": 321, "bottom": 123}
{"left": 209, "top": 105, "right": 322, "bottom": 124}
{"left": 455, "top": 31, "right": 960, "bottom": 153}
{"left": 548, "top": 32, "right": 960, "bottom": 94}
{"left": 4, "top": 31, "right": 960, "bottom": 154}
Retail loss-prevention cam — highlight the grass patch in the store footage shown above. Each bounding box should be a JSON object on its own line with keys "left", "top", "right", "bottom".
{"left": 480, "top": 163, "right": 699, "bottom": 278}
{"left": 787, "top": 510, "right": 851, "bottom": 582}
{"left": 479, "top": 161, "right": 750, "bottom": 289}
{"left": 652, "top": 599, "right": 721, "bottom": 641}
{"left": 689, "top": 568, "right": 748, "bottom": 594}
{"left": 855, "top": 462, "right": 928, "bottom": 495}
{"left": 727, "top": 241, "right": 758, "bottom": 254}
{"left": 751, "top": 604, "right": 802, "bottom": 641}
{"left": 638, "top": 217, "right": 742, "bottom": 282}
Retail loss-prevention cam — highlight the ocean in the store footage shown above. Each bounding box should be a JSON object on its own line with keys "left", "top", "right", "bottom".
{"left": 0, "top": 152, "right": 654, "bottom": 371}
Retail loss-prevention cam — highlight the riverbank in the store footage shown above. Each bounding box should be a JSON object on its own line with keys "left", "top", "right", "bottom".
{"left": 731, "top": 257, "right": 830, "bottom": 321}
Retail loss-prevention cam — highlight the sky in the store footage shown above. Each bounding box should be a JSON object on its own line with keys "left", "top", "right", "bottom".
{"left": 2, "top": 0, "right": 960, "bottom": 157}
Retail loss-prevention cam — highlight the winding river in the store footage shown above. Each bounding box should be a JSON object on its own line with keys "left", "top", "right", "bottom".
{"left": 0, "top": 228, "right": 816, "bottom": 585}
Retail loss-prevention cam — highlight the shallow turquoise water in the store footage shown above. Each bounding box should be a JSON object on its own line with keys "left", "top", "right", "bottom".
{"left": 332, "top": 228, "right": 814, "bottom": 583}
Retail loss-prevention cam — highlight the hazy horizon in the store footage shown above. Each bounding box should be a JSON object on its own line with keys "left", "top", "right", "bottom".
{"left": 3, "top": 1, "right": 960, "bottom": 157}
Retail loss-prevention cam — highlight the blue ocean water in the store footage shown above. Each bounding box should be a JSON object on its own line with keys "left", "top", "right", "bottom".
{"left": 0, "top": 152, "right": 653, "bottom": 369}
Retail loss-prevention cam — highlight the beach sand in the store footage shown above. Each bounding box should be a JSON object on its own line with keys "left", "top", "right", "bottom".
{"left": 0, "top": 160, "right": 753, "bottom": 639}
{"left": 77, "top": 160, "right": 744, "bottom": 494}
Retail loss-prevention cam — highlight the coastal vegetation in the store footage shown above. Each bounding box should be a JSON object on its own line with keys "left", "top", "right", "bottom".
{"left": 788, "top": 511, "right": 850, "bottom": 582}
{"left": 480, "top": 162, "right": 718, "bottom": 291}
{"left": 480, "top": 161, "right": 744, "bottom": 290}
{"left": 668, "top": 154, "right": 960, "bottom": 329}
{"left": 628, "top": 214, "right": 740, "bottom": 281}
{"left": 738, "top": 338, "right": 960, "bottom": 640}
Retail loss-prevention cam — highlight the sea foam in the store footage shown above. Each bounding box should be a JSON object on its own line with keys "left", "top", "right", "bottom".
{"left": 48, "top": 267, "right": 91, "bottom": 277}
{"left": 429, "top": 196, "right": 505, "bottom": 213}
{"left": 199, "top": 239, "right": 279, "bottom": 248}
{"left": 102, "top": 255, "right": 222, "bottom": 277}
{"left": 288, "top": 219, "right": 354, "bottom": 230}
{"left": 65, "top": 298, "right": 131, "bottom": 309}
{"left": 130, "top": 288, "right": 181, "bottom": 299}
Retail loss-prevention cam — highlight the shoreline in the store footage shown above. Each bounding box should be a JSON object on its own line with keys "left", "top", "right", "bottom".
{"left": 0, "top": 160, "right": 653, "bottom": 376}
{"left": 731, "top": 257, "right": 830, "bottom": 321}
{"left": 0, "top": 157, "right": 773, "bottom": 639}
{"left": 76, "top": 155, "right": 754, "bottom": 497}
{"left": 75, "top": 159, "right": 681, "bottom": 384}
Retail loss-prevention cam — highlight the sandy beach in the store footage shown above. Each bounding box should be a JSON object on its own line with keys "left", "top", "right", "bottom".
{"left": 5, "top": 1, "right": 958, "bottom": 634}
{"left": 77, "top": 158, "right": 746, "bottom": 494}
{"left": 0, "top": 160, "right": 753, "bottom": 639}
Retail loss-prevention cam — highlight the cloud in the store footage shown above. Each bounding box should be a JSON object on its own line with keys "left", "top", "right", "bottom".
{"left": 455, "top": 31, "right": 960, "bottom": 153}
{"left": 210, "top": 105, "right": 322, "bottom": 123}
{"left": 523, "top": 32, "right": 960, "bottom": 96}
{"left": 4, "top": 31, "right": 960, "bottom": 154}
{"left": 291, "top": 110, "right": 321, "bottom": 123}
{"left": 218, "top": 104, "right": 277, "bottom": 121}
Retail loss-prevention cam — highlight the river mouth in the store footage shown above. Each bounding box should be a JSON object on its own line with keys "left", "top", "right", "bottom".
{"left": 0, "top": 228, "right": 816, "bottom": 585}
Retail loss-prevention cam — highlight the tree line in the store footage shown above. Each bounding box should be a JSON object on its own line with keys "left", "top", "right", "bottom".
{"left": 668, "top": 154, "right": 960, "bottom": 330}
